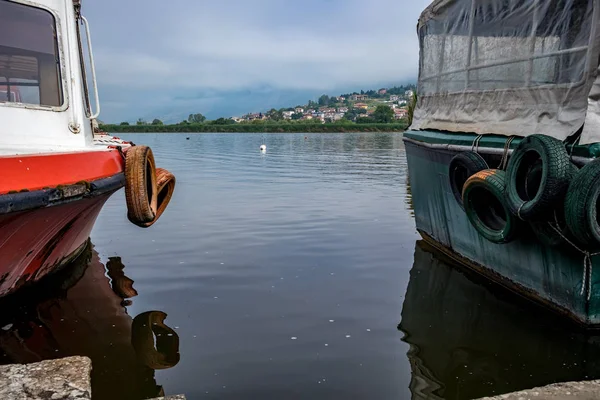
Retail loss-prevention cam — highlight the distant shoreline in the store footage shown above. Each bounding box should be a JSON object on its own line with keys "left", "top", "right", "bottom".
{"left": 99, "top": 122, "right": 408, "bottom": 134}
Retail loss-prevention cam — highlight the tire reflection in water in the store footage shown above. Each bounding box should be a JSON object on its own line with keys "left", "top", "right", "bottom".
{"left": 399, "top": 240, "right": 600, "bottom": 400}
{"left": 0, "top": 241, "right": 180, "bottom": 400}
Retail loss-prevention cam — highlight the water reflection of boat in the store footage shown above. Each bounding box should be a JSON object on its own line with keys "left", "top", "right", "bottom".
{"left": 399, "top": 240, "right": 600, "bottom": 400}
{"left": 0, "top": 242, "right": 180, "bottom": 400}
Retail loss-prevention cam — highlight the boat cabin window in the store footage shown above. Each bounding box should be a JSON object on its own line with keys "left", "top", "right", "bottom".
{"left": 419, "top": 0, "right": 593, "bottom": 95}
{"left": 0, "top": 0, "right": 63, "bottom": 107}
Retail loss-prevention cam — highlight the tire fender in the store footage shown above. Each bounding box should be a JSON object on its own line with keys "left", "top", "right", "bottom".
{"left": 449, "top": 151, "right": 489, "bottom": 209}
{"left": 564, "top": 159, "right": 600, "bottom": 247}
{"left": 463, "top": 169, "right": 519, "bottom": 244}
{"left": 125, "top": 146, "right": 158, "bottom": 226}
{"left": 504, "top": 134, "right": 571, "bottom": 220}
{"left": 139, "top": 168, "right": 176, "bottom": 228}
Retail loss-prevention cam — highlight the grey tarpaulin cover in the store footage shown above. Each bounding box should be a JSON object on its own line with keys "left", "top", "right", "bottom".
{"left": 411, "top": 0, "right": 600, "bottom": 145}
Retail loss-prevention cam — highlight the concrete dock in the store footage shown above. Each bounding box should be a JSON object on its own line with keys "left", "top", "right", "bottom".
{"left": 480, "top": 380, "right": 600, "bottom": 400}
{"left": 3, "top": 354, "right": 600, "bottom": 399}
{"left": 0, "top": 356, "right": 186, "bottom": 399}
{"left": 150, "top": 397, "right": 187, "bottom": 400}
{"left": 0, "top": 356, "right": 91, "bottom": 399}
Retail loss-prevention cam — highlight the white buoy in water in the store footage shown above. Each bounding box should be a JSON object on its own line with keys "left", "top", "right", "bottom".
{"left": 260, "top": 144, "right": 267, "bottom": 152}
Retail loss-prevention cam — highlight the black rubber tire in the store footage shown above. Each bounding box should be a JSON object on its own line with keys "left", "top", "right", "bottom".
{"left": 449, "top": 152, "right": 489, "bottom": 209}
{"left": 505, "top": 134, "right": 571, "bottom": 221}
{"left": 463, "top": 169, "right": 519, "bottom": 244}
{"left": 564, "top": 159, "right": 600, "bottom": 247}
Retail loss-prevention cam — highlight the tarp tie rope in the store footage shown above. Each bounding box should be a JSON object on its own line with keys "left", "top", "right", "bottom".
{"left": 516, "top": 203, "right": 525, "bottom": 221}
{"left": 498, "top": 136, "right": 516, "bottom": 170}
{"left": 569, "top": 141, "right": 577, "bottom": 163}
{"left": 116, "top": 145, "right": 126, "bottom": 162}
{"left": 547, "top": 218, "right": 599, "bottom": 301}
{"left": 471, "top": 135, "right": 483, "bottom": 153}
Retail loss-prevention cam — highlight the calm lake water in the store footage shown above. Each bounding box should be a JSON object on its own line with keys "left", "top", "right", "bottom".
{"left": 1, "top": 132, "right": 600, "bottom": 400}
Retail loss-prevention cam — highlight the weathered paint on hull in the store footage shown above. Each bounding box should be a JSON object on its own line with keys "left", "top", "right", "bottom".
{"left": 0, "top": 192, "right": 114, "bottom": 296}
{"left": 0, "top": 149, "right": 126, "bottom": 195}
{"left": 404, "top": 132, "right": 600, "bottom": 326}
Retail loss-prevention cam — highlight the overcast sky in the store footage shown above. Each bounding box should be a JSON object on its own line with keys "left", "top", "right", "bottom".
{"left": 84, "top": 0, "right": 430, "bottom": 123}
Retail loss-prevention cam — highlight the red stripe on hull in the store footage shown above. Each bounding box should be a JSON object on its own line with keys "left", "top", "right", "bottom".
{"left": 0, "top": 150, "right": 125, "bottom": 194}
{"left": 0, "top": 192, "right": 115, "bottom": 296}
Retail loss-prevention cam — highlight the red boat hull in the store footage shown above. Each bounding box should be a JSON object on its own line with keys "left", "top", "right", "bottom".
{"left": 0, "top": 148, "right": 126, "bottom": 297}
{"left": 0, "top": 150, "right": 126, "bottom": 195}
{"left": 0, "top": 191, "right": 115, "bottom": 297}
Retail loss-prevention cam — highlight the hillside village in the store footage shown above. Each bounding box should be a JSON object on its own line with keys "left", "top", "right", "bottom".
{"left": 235, "top": 85, "right": 416, "bottom": 124}
{"left": 108, "top": 85, "right": 416, "bottom": 129}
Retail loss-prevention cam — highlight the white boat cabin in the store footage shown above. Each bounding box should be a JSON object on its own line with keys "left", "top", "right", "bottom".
{"left": 0, "top": 0, "right": 100, "bottom": 154}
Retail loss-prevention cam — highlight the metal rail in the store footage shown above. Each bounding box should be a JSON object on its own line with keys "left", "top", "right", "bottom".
{"left": 80, "top": 16, "right": 100, "bottom": 119}
{"left": 402, "top": 136, "right": 590, "bottom": 166}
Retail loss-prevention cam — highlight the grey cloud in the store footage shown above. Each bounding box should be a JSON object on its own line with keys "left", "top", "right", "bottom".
{"left": 84, "top": 0, "right": 430, "bottom": 122}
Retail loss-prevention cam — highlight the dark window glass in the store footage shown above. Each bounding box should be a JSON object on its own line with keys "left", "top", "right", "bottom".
{"left": 0, "top": 0, "right": 62, "bottom": 107}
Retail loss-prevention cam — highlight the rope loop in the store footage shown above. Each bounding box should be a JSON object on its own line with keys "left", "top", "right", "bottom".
{"left": 498, "top": 135, "right": 516, "bottom": 170}
{"left": 547, "top": 222, "right": 599, "bottom": 301}
{"left": 570, "top": 140, "right": 577, "bottom": 163}
{"left": 516, "top": 203, "right": 525, "bottom": 221}
{"left": 471, "top": 134, "right": 484, "bottom": 153}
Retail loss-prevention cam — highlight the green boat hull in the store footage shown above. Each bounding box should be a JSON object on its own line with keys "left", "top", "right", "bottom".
{"left": 404, "top": 130, "right": 600, "bottom": 326}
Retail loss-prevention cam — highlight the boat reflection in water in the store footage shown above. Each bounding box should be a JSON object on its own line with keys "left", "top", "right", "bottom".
{"left": 0, "top": 241, "right": 180, "bottom": 400}
{"left": 399, "top": 241, "right": 600, "bottom": 400}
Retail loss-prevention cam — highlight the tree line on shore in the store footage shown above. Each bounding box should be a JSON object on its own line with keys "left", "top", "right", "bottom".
{"left": 106, "top": 84, "right": 417, "bottom": 132}
{"left": 99, "top": 121, "right": 409, "bottom": 133}
{"left": 116, "top": 105, "right": 401, "bottom": 127}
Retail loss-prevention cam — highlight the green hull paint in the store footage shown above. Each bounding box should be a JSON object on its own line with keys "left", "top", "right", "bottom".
{"left": 404, "top": 130, "right": 600, "bottom": 326}
{"left": 404, "top": 130, "right": 600, "bottom": 159}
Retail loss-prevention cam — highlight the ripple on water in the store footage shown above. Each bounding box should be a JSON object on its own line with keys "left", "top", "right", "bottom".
{"left": 0, "top": 132, "right": 423, "bottom": 400}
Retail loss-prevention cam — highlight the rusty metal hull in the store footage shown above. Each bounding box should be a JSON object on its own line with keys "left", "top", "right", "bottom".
{"left": 404, "top": 132, "right": 600, "bottom": 326}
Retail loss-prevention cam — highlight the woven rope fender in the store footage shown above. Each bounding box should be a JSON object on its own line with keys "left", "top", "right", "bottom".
{"left": 125, "top": 145, "right": 158, "bottom": 226}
